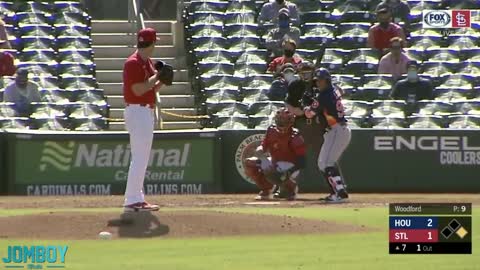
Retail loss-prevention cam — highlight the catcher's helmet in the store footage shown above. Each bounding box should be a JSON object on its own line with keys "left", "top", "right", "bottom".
{"left": 313, "top": 67, "right": 331, "bottom": 81}
{"left": 275, "top": 108, "right": 295, "bottom": 128}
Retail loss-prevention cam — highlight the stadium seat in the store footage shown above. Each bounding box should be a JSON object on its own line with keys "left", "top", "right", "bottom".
{"left": 331, "top": 74, "right": 357, "bottom": 97}
{"left": 434, "top": 88, "right": 473, "bottom": 101}
{"left": 215, "top": 115, "right": 249, "bottom": 129}
{"left": 224, "top": 23, "right": 258, "bottom": 38}
{"left": 249, "top": 101, "right": 284, "bottom": 116}
{"left": 299, "top": 36, "right": 333, "bottom": 50}
{"left": 334, "top": 36, "right": 368, "bottom": 50}
{"left": 18, "top": 50, "right": 56, "bottom": 64}
{"left": 71, "top": 90, "right": 106, "bottom": 105}
{"left": 425, "top": 48, "right": 461, "bottom": 63}
{"left": 202, "top": 75, "right": 239, "bottom": 91}
{"left": 20, "top": 37, "right": 55, "bottom": 51}
{"left": 414, "top": 101, "right": 454, "bottom": 116}
{"left": 58, "top": 63, "right": 94, "bottom": 77}
{"left": 409, "top": 0, "right": 442, "bottom": 15}
{"left": 228, "top": 36, "right": 261, "bottom": 52}
{"left": 188, "top": 12, "right": 224, "bottom": 26}
{"left": 241, "top": 74, "right": 273, "bottom": 91}
{"left": 370, "top": 116, "right": 406, "bottom": 129}
{"left": 69, "top": 103, "right": 107, "bottom": 119}
{"left": 54, "top": 1, "right": 87, "bottom": 14}
{"left": 409, "top": 23, "right": 443, "bottom": 38}
{"left": 345, "top": 49, "right": 381, "bottom": 76}
{"left": 235, "top": 49, "right": 268, "bottom": 65}
{"left": 17, "top": 1, "right": 51, "bottom": 13}
{"left": 371, "top": 100, "right": 406, "bottom": 117}
{"left": 58, "top": 49, "right": 93, "bottom": 64}
{"left": 233, "top": 63, "right": 266, "bottom": 78}
{"left": 55, "top": 25, "right": 90, "bottom": 38}
{"left": 31, "top": 117, "right": 70, "bottom": 131}
{"left": 409, "top": 36, "right": 443, "bottom": 50}
{"left": 198, "top": 62, "right": 235, "bottom": 77}
{"left": 31, "top": 76, "right": 60, "bottom": 90}
{"left": 196, "top": 49, "right": 235, "bottom": 64}
{"left": 403, "top": 48, "right": 424, "bottom": 62}
{"left": 301, "top": 12, "right": 340, "bottom": 24}
{"left": 0, "top": 102, "right": 18, "bottom": 117}
{"left": 337, "top": 23, "right": 370, "bottom": 39}
{"left": 189, "top": 24, "right": 223, "bottom": 38}
{"left": 71, "top": 117, "right": 107, "bottom": 131}
{"left": 30, "top": 103, "right": 68, "bottom": 119}
{"left": 452, "top": 100, "right": 480, "bottom": 115}
{"left": 421, "top": 62, "right": 457, "bottom": 77}
{"left": 15, "top": 12, "right": 52, "bottom": 26}
{"left": 345, "top": 116, "right": 368, "bottom": 128}
{"left": 329, "top": 0, "right": 369, "bottom": 14}
{"left": 342, "top": 100, "right": 371, "bottom": 117}
{"left": 241, "top": 88, "right": 270, "bottom": 104}
{"left": 463, "top": 48, "right": 480, "bottom": 62}
{"left": 187, "top": 1, "right": 227, "bottom": 14}
{"left": 437, "top": 74, "right": 475, "bottom": 90}
{"left": 341, "top": 11, "right": 373, "bottom": 23}
{"left": 408, "top": 115, "right": 445, "bottom": 129}
{"left": 295, "top": 49, "right": 320, "bottom": 63}
{"left": 63, "top": 76, "right": 98, "bottom": 91}
{"left": 224, "top": 12, "right": 255, "bottom": 25}
{"left": 16, "top": 63, "right": 56, "bottom": 77}
{"left": 204, "top": 89, "right": 239, "bottom": 103}
{"left": 206, "top": 101, "right": 249, "bottom": 116}
{"left": 250, "top": 115, "right": 275, "bottom": 129}
{"left": 225, "top": 1, "right": 256, "bottom": 14}
{"left": 445, "top": 0, "right": 479, "bottom": 9}
{"left": 53, "top": 12, "right": 90, "bottom": 26}
{"left": 56, "top": 37, "right": 91, "bottom": 50}
{"left": 0, "top": 117, "right": 29, "bottom": 130}
{"left": 447, "top": 36, "right": 478, "bottom": 50}
{"left": 293, "top": 0, "right": 323, "bottom": 13}
{"left": 19, "top": 25, "right": 55, "bottom": 37}
{"left": 302, "top": 23, "right": 335, "bottom": 38}
{"left": 447, "top": 115, "right": 480, "bottom": 129}
{"left": 0, "top": 2, "right": 14, "bottom": 15}
{"left": 39, "top": 89, "right": 71, "bottom": 104}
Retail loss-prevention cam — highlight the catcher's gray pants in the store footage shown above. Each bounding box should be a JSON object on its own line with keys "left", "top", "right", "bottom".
{"left": 318, "top": 123, "right": 351, "bottom": 171}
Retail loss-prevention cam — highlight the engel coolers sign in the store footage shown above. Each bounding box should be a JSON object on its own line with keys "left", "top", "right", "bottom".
{"left": 423, "top": 10, "right": 471, "bottom": 28}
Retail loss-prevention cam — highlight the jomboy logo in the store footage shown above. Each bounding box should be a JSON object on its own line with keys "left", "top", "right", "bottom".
{"left": 423, "top": 10, "right": 471, "bottom": 28}
{"left": 2, "top": 245, "right": 68, "bottom": 268}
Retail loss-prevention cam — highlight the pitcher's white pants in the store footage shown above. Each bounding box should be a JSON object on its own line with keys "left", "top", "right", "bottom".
{"left": 124, "top": 105, "right": 154, "bottom": 205}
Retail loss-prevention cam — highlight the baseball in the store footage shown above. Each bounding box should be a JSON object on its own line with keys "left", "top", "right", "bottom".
{"left": 98, "top": 231, "right": 112, "bottom": 240}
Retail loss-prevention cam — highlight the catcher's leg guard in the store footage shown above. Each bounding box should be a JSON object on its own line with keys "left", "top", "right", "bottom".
{"left": 282, "top": 178, "right": 298, "bottom": 201}
{"left": 324, "top": 166, "right": 348, "bottom": 199}
{"left": 244, "top": 158, "right": 274, "bottom": 192}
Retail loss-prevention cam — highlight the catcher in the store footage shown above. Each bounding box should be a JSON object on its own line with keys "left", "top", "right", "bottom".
{"left": 244, "top": 108, "right": 306, "bottom": 201}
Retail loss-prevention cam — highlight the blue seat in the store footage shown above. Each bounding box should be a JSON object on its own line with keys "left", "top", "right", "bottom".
{"left": 31, "top": 76, "right": 60, "bottom": 90}
{"left": 403, "top": 48, "right": 425, "bottom": 62}
{"left": 191, "top": 37, "right": 228, "bottom": 51}
{"left": 40, "top": 89, "right": 71, "bottom": 104}
{"left": 69, "top": 103, "right": 107, "bottom": 118}
{"left": 63, "top": 77, "right": 98, "bottom": 91}
{"left": 59, "top": 63, "right": 94, "bottom": 77}
{"left": 201, "top": 75, "right": 239, "bottom": 91}
{"left": 457, "top": 61, "right": 480, "bottom": 76}
{"left": 71, "top": 89, "right": 106, "bottom": 105}
{"left": 294, "top": 49, "right": 319, "bottom": 63}
{"left": 334, "top": 36, "right": 368, "bottom": 50}
{"left": 17, "top": 1, "right": 51, "bottom": 13}
{"left": 448, "top": 115, "right": 480, "bottom": 129}
{"left": 371, "top": 100, "right": 406, "bottom": 117}
{"left": 204, "top": 89, "right": 240, "bottom": 103}
{"left": 54, "top": 1, "right": 87, "bottom": 14}
{"left": 18, "top": 50, "right": 56, "bottom": 64}
{"left": 206, "top": 101, "right": 249, "bottom": 116}
{"left": 19, "top": 25, "right": 55, "bottom": 37}
{"left": 409, "top": 36, "right": 444, "bottom": 50}
{"left": 293, "top": 0, "right": 323, "bottom": 13}
{"left": 30, "top": 103, "right": 69, "bottom": 119}
{"left": 16, "top": 63, "right": 56, "bottom": 77}
{"left": 341, "top": 11, "right": 374, "bottom": 23}
{"left": 196, "top": 49, "right": 234, "bottom": 64}
{"left": 215, "top": 115, "right": 249, "bottom": 129}
{"left": 345, "top": 116, "right": 368, "bottom": 128}
{"left": 55, "top": 25, "right": 90, "bottom": 38}
{"left": 241, "top": 88, "right": 270, "bottom": 104}
{"left": 421, "top": 62, "right": 458, "bottom": 77}
{"left": 235, "top": 49, "right": 268, "bottom": 64}
{"left": 0, "top": 102, "right": 18, "bottom": 117}
{"left": 0, "top": 117, "right": 30, "bottom": 130}
{"left": 228, "top": 36, "right": 261, "bottom": 52}
{"left": 329, "top": 0, "right": 369, "bottom": 14}
{"left": 447, "top": 36, "right": 478, "bottom": 50}
{"left": 408, "top": 115, "right": 445, "bottom": 129}
{"left": 225, "top": 1, "right": 256, "bottom": 14}
{"left": 437, "top": 74, "right": 475, "bottom": 90}
{"left": 463, "top": 48, "right": 480, "bottom": 62}
{"left": 241, "top": 74, "right": 273, "bottom": 91}
{"left": 301, "top": 11, "right": 340, "bottom": 24}
{"left": 224, "top": 23, "right": 258, "bottom": 38}
{"left": 233, "top": 63, "right": 267, "bottom": 78}
{"left": 425, "top": 48, "right": 460, "bottom": 63}
{"left": 31, "top": 117, "right": 71, "bottom": 131}
{"left": 453, "top": 100, "right": 480, "bottom": 115}
{"left": 342, "top": 100, "right": 371, "bottom": 117}
{"left": 249, "top": 101, "right": 284, "bottom": 116}
{"left": 189, "top": 24, "right": 223, "bottom": 38}
{"left": 15, "top": 12, "right": 52, "bottom": 26}
{"left": 198, "top": 62, "right": 235, "bottom": 77}
{"left": 20, "top": 36, "right": 55, "bottom": 51}
{"left": 56, "top": 36, "right": 91, "bottom": 50}
{"left": 71, "top": 118, "right": 107, "bottom": 131}
{"left": 188, "top": 12, "right": 224, "bottom": 26}
{"left": 434, "top": 88, "right": 472, "bottom": 102}
{"left": 53, "top": 12, "right": 90, "bottom": 26}
{"left": 344, "top": 49, "right": 380, "bottom": 76}
{"left": 414, "top": 101, "right": 454, "bottom": 116}
{"left": 0, "top": 2, "right": 14, "bottom": 15}
{"left": 337, "top": 23, "right": 370, "bottom": 38}
{"left": 302, "top": 23, "right": 335, "bottom": 38}
{"left": 224, "top": 12, "right": 255, "bottom": 25}
{"left": 370, "top": 116, "right": 406, "bottom": 129}
{"left": 58, "top": 49, "right": 93, "bottom": 64}
{"left": 300, "top": 36, "right": 333, "bottom": 50}
{"left": 250, "top": 115, "right": 274, "bottom": 129}
{"left": 188, "top": 1, "right": 227, "bottom": 14}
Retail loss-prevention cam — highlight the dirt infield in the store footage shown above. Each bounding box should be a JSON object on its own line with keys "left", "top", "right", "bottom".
{"left": 0, "top": 194, "right": 478, "bottom": 209}
{"left": 0, "top": 210, "right": 372, "bottom": 240}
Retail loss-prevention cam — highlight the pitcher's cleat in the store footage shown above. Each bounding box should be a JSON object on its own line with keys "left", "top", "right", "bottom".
{"left": 124, "top": 202, "right": 160, "bottom": 212}
{"left": 255, "top": 190, "right": 271, "bottom": 201}
{"left": 321, "top": 194, "right": 348, "bottom": 204}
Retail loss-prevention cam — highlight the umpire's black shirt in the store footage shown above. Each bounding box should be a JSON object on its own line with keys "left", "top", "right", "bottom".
{"left": 390, "top": 77, "right": 434, "bottom": 102}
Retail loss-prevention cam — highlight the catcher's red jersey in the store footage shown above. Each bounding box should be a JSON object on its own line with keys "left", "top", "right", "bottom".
{"left": 261, "top": 125, "right": 306, "bottom": 164}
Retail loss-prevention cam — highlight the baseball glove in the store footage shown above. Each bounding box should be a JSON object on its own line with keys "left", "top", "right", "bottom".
{"left": 155, "top": 61, "right": 174, "bottom": 86}
{"left": 264, "top": 168, "right": 288, "bottom": 185}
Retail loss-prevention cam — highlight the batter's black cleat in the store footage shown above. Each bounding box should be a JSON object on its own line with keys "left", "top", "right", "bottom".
{"left": 322, "top": 193, "right": 348, "bottom": 204}
{"left": 272, "top": 185, "right": 282, "bottom": 199}
{"left": 337, "top": 189, "right": 349, "bottom": 200}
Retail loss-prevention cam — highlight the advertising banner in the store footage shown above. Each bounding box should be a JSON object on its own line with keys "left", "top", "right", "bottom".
{"left": 7, "top": 130, "right": 221, "bottom": 195}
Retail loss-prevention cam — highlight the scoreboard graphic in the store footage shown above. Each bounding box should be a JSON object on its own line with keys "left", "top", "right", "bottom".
{"left": 389, "top": 203, "right": 472, "bottom": 254}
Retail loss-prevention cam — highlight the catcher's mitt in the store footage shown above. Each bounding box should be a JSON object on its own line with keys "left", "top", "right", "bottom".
{"left": 155, "top": 61, "right": 174, "bottom": 86}
{"left": 264, "top": 168, "right": 288, "bottom": 185}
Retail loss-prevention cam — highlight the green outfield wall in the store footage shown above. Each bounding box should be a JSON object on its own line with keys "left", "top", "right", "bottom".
{"left": 1, "top": 129, "right": 479, "bottom": 195}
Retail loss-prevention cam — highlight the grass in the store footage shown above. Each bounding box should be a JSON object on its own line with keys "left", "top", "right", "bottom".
{"left": 0, "top": 206, "right": 478, "bottom": 270}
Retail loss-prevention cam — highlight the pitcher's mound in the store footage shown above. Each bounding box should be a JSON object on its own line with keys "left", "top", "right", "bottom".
{"left": 0, "top": 211, "right": 371, "bottom": 240}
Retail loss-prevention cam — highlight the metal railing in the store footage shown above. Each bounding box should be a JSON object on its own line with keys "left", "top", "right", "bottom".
{"left": 128, "top": 0, "right": 164, "bottom": 129}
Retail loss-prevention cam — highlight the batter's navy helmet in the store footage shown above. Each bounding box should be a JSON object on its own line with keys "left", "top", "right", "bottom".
{"left": 313, "top": 67, "right": 331, "bottom": 81}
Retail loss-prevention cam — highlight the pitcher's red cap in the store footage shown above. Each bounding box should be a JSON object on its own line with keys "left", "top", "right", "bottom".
{"left": 137, "top": 28, "right": 158, "bottom": 43}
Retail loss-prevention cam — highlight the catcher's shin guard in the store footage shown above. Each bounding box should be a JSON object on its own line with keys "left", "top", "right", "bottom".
{"left": 244, "top": 158, "right": 274, "bottom": 191}
{"left": 324, "top": 166, "right": 347, "bottom": 195}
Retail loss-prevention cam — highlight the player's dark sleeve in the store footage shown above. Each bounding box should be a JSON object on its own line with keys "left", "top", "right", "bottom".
{"left": 261, "top": 126, "right": 274, "bottom": 152}
{"left": 287, "top": 133, "right": 306, "bottom": 173}
{"left": 390, "top": 80, "right": 400, "bottom": 99}
{"left": 423, "top": 79, "right": 434, "bottom": 100}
